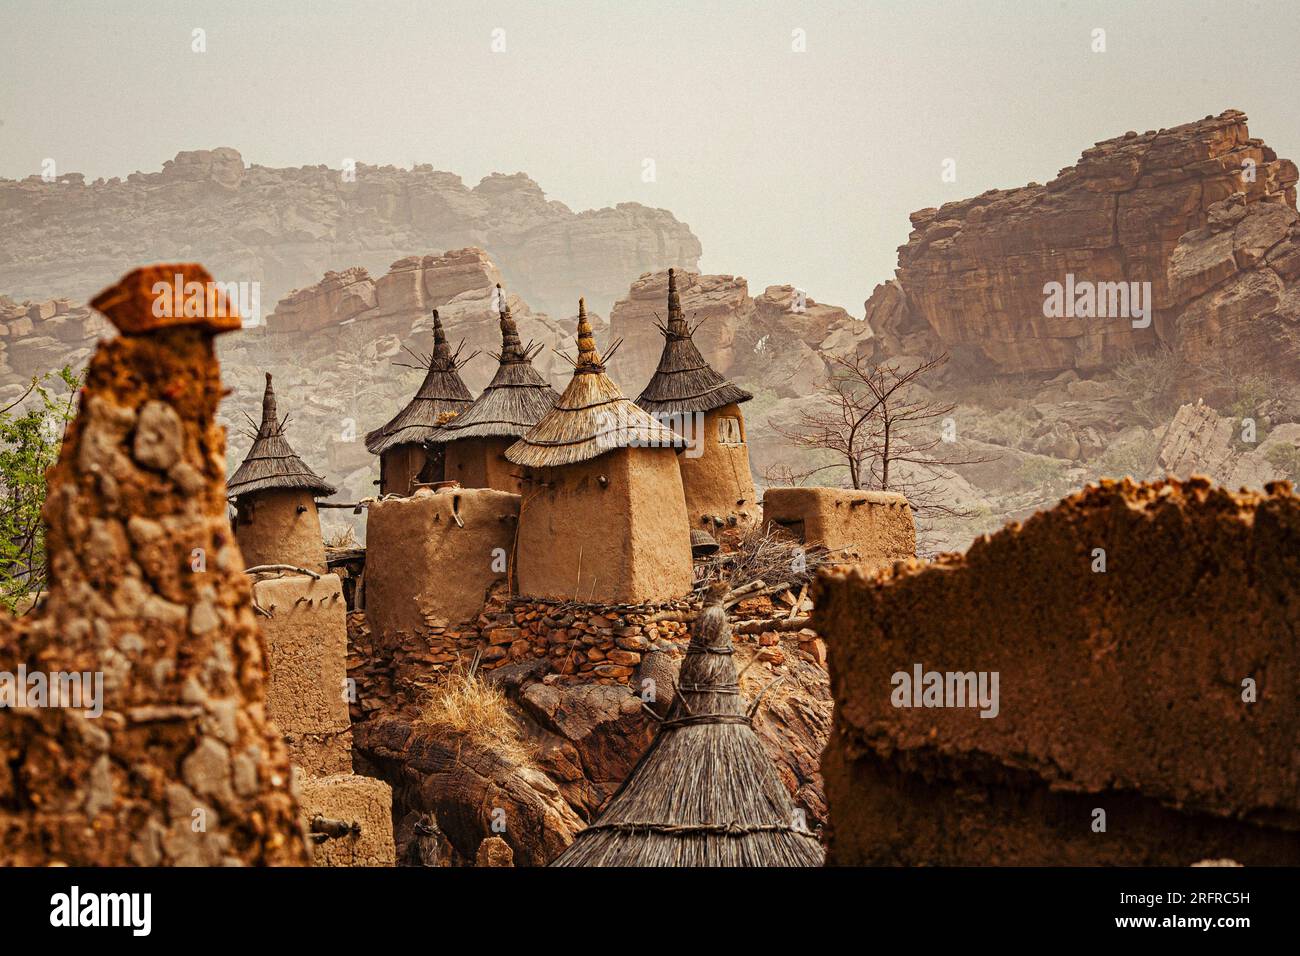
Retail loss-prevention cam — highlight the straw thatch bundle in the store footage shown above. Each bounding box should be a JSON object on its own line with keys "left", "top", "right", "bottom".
{"left": 364, "top": 310, "right": 474, "bottom": 454}
{"left": 635, "top": 268, "right": 752, "bottom": 416}
{"left": 228, "top": 373, "right": 337, "bottom": 499}
{"left": 550, "top": 584, "right": 824, "bottom": 867}
{"left": 506, "top": 299, "right": 685, "bottom": 469}
{"left": 441, "top": 287, "right": 559, "bottom": 442}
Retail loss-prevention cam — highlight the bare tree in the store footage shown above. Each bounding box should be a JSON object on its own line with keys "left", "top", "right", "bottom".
{"left": 765, "top": 352, "right": 993, "bottom": 520}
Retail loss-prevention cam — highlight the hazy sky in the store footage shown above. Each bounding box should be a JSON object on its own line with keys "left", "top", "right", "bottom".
{"left": 2, "top": 0, "right": 1297, "bottom": 310}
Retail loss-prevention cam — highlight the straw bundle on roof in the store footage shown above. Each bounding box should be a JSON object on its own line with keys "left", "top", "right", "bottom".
{"left": 441, "top": 287, "right": 559, "bottom": 442}
{"left": 551, "top": 584, "right": 824, "bottom": 867}
{"left": 636, "top": 268, "right": 752, "bottom": 416}
{"left": 364, "top": 310, "right": 474, "bottom": 454}
{"left": 228, "top": 373, "right": 337, "bottom": 499}
{"left": 505, "top": 299, "right": 685, "bottom": 469}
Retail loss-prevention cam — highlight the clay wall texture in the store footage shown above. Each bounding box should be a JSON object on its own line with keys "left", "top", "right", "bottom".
{"left": 516, "top": 446, "right": 693, "bottom": 605}
{"left": 678, "top": 405, "right": 758, "bottom": 528}
{"left": 764, "top": 487, "right": 916, "bottom": 569}
{"left": 366, "top": 487, "right": 519, "bottom": 639}
{"left": 234, "top": 487, "right": 327, "bottom": 573}
{"left": 444, "top": 436, "right": 523, "bottom": 494}
{"left": 253, "top": 573, "right": 352, "bottom": 776}
{"left": 815, "top": 476, "right": 1300, "bottom": 865}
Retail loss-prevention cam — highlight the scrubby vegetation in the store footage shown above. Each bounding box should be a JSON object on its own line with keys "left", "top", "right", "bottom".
{"left": 0, "top": 366, "right": 80, "bottom": 610}
{"left": 415, "top": 664, "right": 536, "bottom": 767}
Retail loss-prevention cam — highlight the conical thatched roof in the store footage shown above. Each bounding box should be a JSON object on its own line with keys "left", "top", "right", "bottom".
{"left": 228, "top": 373, "right": 337, "bottom": 500}
{"left": 550, "top": 586, "right": 825, "bottom": 867}
{"left": 505, "top": 299, "right": 685, "bottom": 468}
{"left": 636, "top": 268, "right": 752, "bottom": 415}
{"left": 364, "top": 310, "right": 474, "bottom": 454}
{"left": 441, "top": 287, "right": 560, "bottom": 442}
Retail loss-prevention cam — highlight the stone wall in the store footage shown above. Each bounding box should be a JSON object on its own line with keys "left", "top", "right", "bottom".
{"left": 348, "top": 583, "right": 694, "bottom": 716}
{"left": 0, "top": 264, "right": 308, "bottom": 866}
{"left": 815, "top": 476, "right": 1300, "bottom": 865}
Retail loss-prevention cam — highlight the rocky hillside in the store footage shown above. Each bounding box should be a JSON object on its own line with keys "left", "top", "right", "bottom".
{"left": 867, "top": 110, "right": 1300, "bottom": 380}
{"left": 0, "top": 147, "right": 701, "bottom": 318}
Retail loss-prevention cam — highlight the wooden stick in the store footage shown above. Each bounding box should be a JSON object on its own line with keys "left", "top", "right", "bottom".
{"left": 732, "top": 617, "right": 811, "bottom": 634}
{"left": 245, "top": 564, "right": 321, "bottom": 579}
{"left": 789, "top": 584, "right": 808, "bottom": 620}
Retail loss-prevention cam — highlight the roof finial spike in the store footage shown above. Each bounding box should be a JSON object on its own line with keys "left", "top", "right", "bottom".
{"left": 666, "top": 267, "right": 687, "bottom": 335}
{"left": 430, "top": 308, "right": 451, "bottom": 364}
{"left": 260, "top": 372, "right": 280, "bottom": 436}
{"left": 575, "top": 297, "right": 602, "bottom": 368}
{"left": 497, "top": 285, "right": 523, "bottom": 360}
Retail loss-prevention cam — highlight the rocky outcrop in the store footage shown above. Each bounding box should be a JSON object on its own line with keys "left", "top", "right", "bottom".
{"left": 0, "top": 148, "right": 701, "bottom": 318}
{"left": 816, "top": 476, "right": 1300, "bottom": 865}
{"left": 608, "top": 269, "right": 872, "bottom": 401}
{"left": 1170, "top": 191, "right": 1300, "bottom": 373}
{"left": 866, "top": 110, "right": 1299, "bottom": 379}
{"left": 0, "top": 264, "right": 308, "bottom": 866}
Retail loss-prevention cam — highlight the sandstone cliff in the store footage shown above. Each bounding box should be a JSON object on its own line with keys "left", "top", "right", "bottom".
{"left": 866, "top": 110, "right": 1300, "bottom": 379}
{"left": 0, "top": 148, "right": 701, "bottom": 318}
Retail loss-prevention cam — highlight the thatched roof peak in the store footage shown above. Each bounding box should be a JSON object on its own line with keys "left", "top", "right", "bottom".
{"left": 636, "top": 270, "right": 753, "bottom": 416}
{"left": 575, "top": 297, "right": 602, "bottom": 371}
{"left": 504, "top": 299, "right": 685, "bottom": 468}
{"left": 228, "top": 373, "right": 337, "bottom": 500}
{"left": 665, "top": 267, "right": 688, "bottom": 336}
{"left": 364, "top": 309, "right": 476, "bottom": 454}
{"left": 440, "top": 287, "right": 560, "bottom": 442}
{"left": 550, "top": 588, "right": 824, "bottom": 866}
{"left": 497, "top": 284, "right": 527, "bottom": 363}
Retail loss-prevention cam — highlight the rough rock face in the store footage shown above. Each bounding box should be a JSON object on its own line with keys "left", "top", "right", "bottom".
{"left": 608, "top": 269, "right": 871, "bottom": 401}
{"left": 261, "top": 248, "right": 573, "bottom": 390}
{"left": 816, "top": 476, "right": 1300, "bottom": 865}
{"left": 0, "top": 149, "right": 701, "bottom": 318}
{"left": 1169, "top": 190, "right": 1300, "bottom": 373}
{"left": 0, "top": 264, "right": 308, "bottom": 866}
{"left": 1155, "top": 402, "right": 1239, "bottom": 480}
{"left": 867, "top": 110, "right": 1300, "bottom": 378}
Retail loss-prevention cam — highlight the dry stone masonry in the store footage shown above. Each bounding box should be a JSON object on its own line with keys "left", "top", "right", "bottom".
{"left": 0, "top": 264, "right": 309, "bottom": 866}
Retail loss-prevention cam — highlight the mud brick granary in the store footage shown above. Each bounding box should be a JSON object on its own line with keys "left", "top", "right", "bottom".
{"left": 365, "top": 310, "right": 474, "bottom": 495}
{"left": 507, "top": 299, "right": 693, "bottom": 604}
{"left": 227, "top": 373, "right": 336, "bottom": 573}
{"left": 636, "top": 268, "right": 757, "bottom": 530}
{"left": 440, "top": 286, "right": 559, "bottom": 494}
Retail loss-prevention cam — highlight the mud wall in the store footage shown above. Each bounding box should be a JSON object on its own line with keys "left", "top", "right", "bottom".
{"left": 516, "top": 447, "right": 692, "bottom": 605}
{"left": 677, "top": 404, "right": 758, "bottom": 529}
{"left": 234, "top": 488, "right": 327, "bottom": 573}
{"left": 764, "top": 487, "right": 915, "bottom": 569}
{"left": 444, "top": 436, "right": 522, "bottom": 494}
{"left": 253, "top": 573, "right": 351, "bottom": 776}
{"left": 815, "top": 476, "right": 1300, "bottom": 865}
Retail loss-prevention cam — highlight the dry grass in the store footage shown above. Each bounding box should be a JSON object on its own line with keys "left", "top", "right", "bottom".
{"left": 323, "top": 525, "right": 357, "bottom": 550}
{"left": 414, "top": 667, "right": 535, "bottom": 767}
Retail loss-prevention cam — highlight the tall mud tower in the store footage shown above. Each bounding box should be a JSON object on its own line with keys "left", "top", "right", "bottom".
{"left": 0, "top": 264, "right": 309, "bottom": 866}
